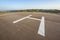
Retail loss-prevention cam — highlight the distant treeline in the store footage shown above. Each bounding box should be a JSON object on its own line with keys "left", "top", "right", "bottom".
{"left": 1, "top": 9, "right": 60, "bottom": 13}
{"left": 8, "top": 9, "right": 60, "bottom": 13}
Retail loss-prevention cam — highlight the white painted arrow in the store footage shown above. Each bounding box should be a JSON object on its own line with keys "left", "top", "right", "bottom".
{"left": 13, "top": 15, "right": 32, "bottom": 23}
{"left": 38, "top": 16, "right": 45, "bottom": 37}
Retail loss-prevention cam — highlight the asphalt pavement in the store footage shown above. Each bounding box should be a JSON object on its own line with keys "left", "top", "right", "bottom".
{"left": 0, "top": 12, "right": 60, "bottom": 40}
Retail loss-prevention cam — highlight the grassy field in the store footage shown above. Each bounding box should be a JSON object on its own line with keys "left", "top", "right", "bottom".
{"left": 0, "top": 11, "right": 6, "bottom": 14}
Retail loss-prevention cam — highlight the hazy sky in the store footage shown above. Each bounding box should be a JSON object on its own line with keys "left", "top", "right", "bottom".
{"left": 0, "top": 0, "right": 60, "bottom": 10}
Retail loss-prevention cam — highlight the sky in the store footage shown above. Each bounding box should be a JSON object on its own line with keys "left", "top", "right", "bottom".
{"left": 0, "top": 0, "right": 60, "bottom": 11}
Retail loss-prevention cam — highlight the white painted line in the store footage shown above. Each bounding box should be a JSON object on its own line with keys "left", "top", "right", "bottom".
{"left": 28, "top": 17, "right": 40, "bottom": 21}
{"left": 38, "top": 16, "right": 45, "bottom": 37}
{"left": 13, "top": 15, "right": 32, "bottom": 23}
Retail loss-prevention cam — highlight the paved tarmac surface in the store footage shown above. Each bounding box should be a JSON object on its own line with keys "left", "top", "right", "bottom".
{"left": 0, "top": 12, "right": 60, "bottom": 40}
